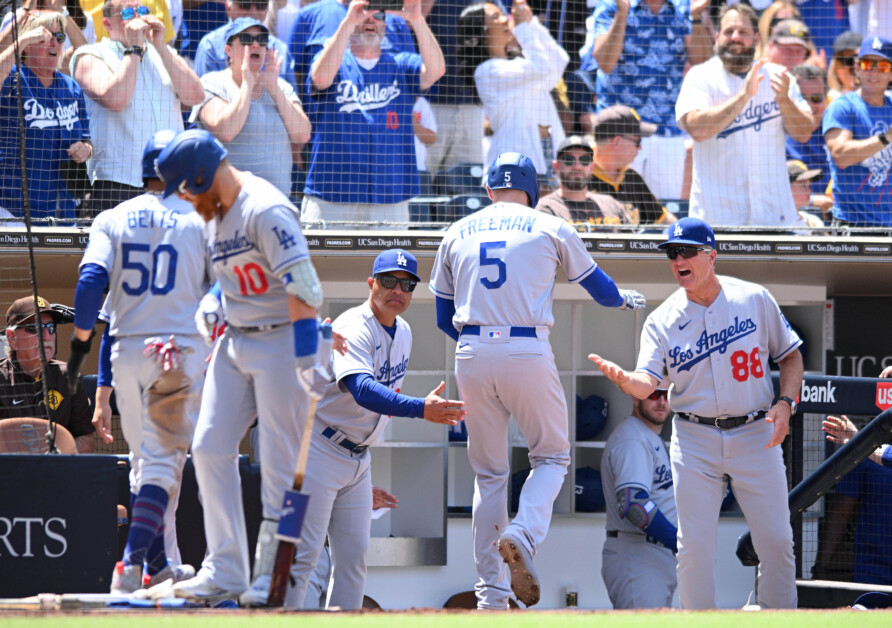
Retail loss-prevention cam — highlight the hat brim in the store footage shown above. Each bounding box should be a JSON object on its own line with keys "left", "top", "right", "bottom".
{"left": 639, "top": 121, "right": 658, "bottom": 138}
{"left": 773, "top": 37, "right": 810, "bottom": 49}
{"left": 793, "top": 168, "right": 823, "bottom": 182}
{"left": 376, "top": 267, "right": 421, "bottom": 282}
{"left": 657, "top": 239, "right": 711, "bottom": 249}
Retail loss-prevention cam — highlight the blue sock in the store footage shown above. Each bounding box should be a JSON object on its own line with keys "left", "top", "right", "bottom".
{"left": 145, "top": 524, "right": 168, "bottom": 576}
{"left": 123, "top": 485, "right": 168, "bottom": 567}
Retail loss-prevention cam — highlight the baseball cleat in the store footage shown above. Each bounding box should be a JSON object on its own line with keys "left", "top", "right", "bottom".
{"left": 238, "top": 574, "right": 272, "bottom": 607}
{"left": 110, "top": 561, "right": 143, "bottom": 594}
{"left": 172, "top": 569, "right": 240, "bottom": 604}
{"left": 143, "top": 562, "right": 196, "bottom": 588}
{"left": 497, "top": 533, "right": 540, "bottom": 607}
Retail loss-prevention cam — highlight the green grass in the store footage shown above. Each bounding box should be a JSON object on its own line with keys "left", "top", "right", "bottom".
{"left": 2, "top": 611, "right": 890, "bottom": 628}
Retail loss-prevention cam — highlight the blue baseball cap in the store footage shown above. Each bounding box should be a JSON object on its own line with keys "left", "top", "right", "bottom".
{"left": 859, "top": 36, "right": 892, "bottom": 62}
{"left": 224, "top": 17, "right": 269, "bottom": 44}
{"left": 658, "top": 217, "right": 716, "bottom": 250}
{"left": 372, "top": 249, "right": 420, "bottom": 281}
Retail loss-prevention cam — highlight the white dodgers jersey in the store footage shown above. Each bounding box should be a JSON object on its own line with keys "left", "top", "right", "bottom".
{"left": 80, "top": 193, "right": 211, "bottom": 337}
{"left": 429, "top": 202, "right": 597, "bottom": 328}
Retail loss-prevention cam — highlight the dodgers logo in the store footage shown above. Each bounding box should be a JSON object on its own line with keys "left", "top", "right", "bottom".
{"left": 336, "top": 80, "right": 401, "bottom": 114}
{"left": 673, "top": 223, "right": 683, "bottom": 238}
{"left": 272, "top": 226, "right": 297, "bottom": 250}
{"left": 397, "top": 251, "right": 407, "bottom": 267}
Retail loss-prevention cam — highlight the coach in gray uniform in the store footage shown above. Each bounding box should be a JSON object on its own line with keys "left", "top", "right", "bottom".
{"left": 601, "top": 388, "right": 677, "bottom": 609}
{"left": 286, "top": 249, "right": 465, "bottom": 610}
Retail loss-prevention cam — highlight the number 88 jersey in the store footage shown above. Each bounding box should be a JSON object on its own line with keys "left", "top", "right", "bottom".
{"left": 429, "top": 202, "right": 598, "bottom": 328}
{"left": 206, "top": 175, "right": 310, "bottom": 329}
{"left": 80, "top": 193, "right": 211, "bottom": 337}
{"left": 636, "top": 276, "right": 802, "bottom": 418}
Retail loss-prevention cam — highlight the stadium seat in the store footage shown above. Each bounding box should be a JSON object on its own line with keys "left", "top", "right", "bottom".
{"left": 435, "top": 162, "right": 486, "bottom": 196}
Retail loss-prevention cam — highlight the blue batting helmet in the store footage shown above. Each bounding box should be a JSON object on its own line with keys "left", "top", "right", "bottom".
{"left": 142, "top": 129, "right": 177, "bottom": 181}
{"left": 486, "top": 152, "right": 539, "bottom": 207}
{"left": 155, "top": 129, "right": 228, "bottom": 198}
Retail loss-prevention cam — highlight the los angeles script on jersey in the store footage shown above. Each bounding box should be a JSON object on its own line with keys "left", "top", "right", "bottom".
{"left": 668, "top": 316, "right": 757, "bottom": 372}
{"left": 378, "top": 355, "right": 408, "bottom": 387}
{"left": 210, "top": 229, "right": 255, "bottom": 263}
{"left": 336, "top": 80, "right": 400, "bottom": 114}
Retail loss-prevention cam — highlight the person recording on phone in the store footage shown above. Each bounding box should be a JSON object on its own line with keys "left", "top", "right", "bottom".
{"left": 300, "top": 0, "right": 444, "bottom": 228}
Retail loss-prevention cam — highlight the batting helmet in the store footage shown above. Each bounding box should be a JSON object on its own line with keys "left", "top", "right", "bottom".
{"left": 486, "top": 152, "right": 539, "bottom": 207}
{"left": 576, "top": 394, "right": 608, "bottom": 441}
{"left": 142, "top": 129, "right": 177, "bottom": 181}
{"left": 574, "top": 466, "right": 606, "bottom": 512}
{"left": 155, "top": 129, "right": 228, "bottom": 198}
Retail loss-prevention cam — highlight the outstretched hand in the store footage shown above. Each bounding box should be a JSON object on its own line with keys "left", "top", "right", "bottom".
{"left": 423, "top": 381, "right": 466, "bottom": 425}
{"left": 823, "top": 414, "right": 858, "bottom": 445}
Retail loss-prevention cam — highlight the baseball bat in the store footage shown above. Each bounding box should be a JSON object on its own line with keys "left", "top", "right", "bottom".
{"left": 267, "top": 395, "right": 318, "bottom": 607}
{"left": 267, "top": 323, "right": 333, "bottom": 607}
{"left": 0, "top": 593, "right": 128, "bottom": 611}
{"left": 736, "top": 407, "right": 892, "bottom": 566}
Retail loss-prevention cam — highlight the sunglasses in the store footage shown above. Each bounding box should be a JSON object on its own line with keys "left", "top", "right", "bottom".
{"left": 377, "top": 274, "right": 417, "bottom": 292}
{"left": 371, "top": 10, "right": 386, "bottom": 20}
{"left": 623, "top": 135, "right": 642, "bottom": 148}
{"left": 666, "top": 245, "right": 708, "bottom": 260}
{"left": 12, "top": 321, "right": 56, "bottom": 335}
{"left": 47, "top": 31, "right": 66, "bottom": 43}
{"left": 859, "top": 58, "right": 892, "bottom": 73}
{"left": 834, "top": 55, "right": 855, "bottom": 67}
{"left": 120, "top": 5, "right": 150, "bottom": 20}
{"left": 803, "top": 93, "right": 825, "bottom": 104}
{"left": 647, "top": 389, "right": 668, "bottom": 401}
{"left": 234, "top": 32, "right": 269, "bottom": 46}
{"left": 559, "top": 153, "right": 593, "bottom": 167}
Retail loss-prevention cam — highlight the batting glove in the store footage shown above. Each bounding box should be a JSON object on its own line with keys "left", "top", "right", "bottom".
{"left": 195, "top": 292, "right": 223, "bottom": 346}
{"left": 296, "top": 322, "right": 333, "bottom": 401}
{"left": 617, "top": 289, "right": 646, "bottom": 311}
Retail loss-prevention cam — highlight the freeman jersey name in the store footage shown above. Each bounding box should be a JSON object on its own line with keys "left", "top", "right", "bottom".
{"left": 669, "top": 316, "right": 757, "bottom": 371}
{"left": 458, "top": 214, "right": 537, "bottom": 239}
{"left": 336, "top": 80, "right": 401, "bottom": 113}
{"left": 127, "top": 208, "right": 180, "bottom": 229}
{"left": 210, "top": 229, "right": 255, "bottom": 264}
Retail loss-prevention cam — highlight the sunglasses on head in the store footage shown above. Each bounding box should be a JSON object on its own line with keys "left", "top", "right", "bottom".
{"left": 666, "top": 245, "right": 708, "bottom": 260}
{"left": 803, "top": 93, "right": 825, "bottom": 104}
{"left": 377, "top": 274, "right": 417, "bottom": 292}
{"left": 859, "top": 58, "right": 892, "bottom": 72}
{"left": 559, "top": 153, "right": 592, "bottom": 167}
{"left": 12, "top": 321, "right": 56, "bottom": 335}
{"left": 234, "top": 32, "right": 269, "bottom": 46}
{"left": 647, "top": 389, "right": 668, "bottom": 401}
{"left": 120, "top": 5, "right": 150, "bottom": 21}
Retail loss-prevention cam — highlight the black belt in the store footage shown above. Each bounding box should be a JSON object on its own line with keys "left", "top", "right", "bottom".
{"left": 606, "top": 530, "right": 663, "bottom": 547}
{"left": 229, "top": 321, "right": 290, "bottom": 333}
{"left": 322, "top": 427, "right": 368, "bottom": 455}
{"left": 678, "top": 410, "right": 767, "bottom": 430}
{"left": 460, "top": 325, "right": 537, "bottom": 338}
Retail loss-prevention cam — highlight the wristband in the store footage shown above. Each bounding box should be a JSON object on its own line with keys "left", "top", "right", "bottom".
{"left": 879, "top": 133, "right": 890, "bottom": 147}
{"left": 690, "top": 16, "right": 702, "bottom": 24}
{"left": 292, "top": 318, "right": 318, "bottom": 358}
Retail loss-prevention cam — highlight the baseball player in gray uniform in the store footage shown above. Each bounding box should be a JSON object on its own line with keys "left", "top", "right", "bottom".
{"left": 590, "top": 217, "right": 803, "bottom": 609}
{"left": 151, "top": 129, "right": 327, "bottom": 605}
{"left": 601, "top": 388, "right": 677, "bottom": 609}
{"left": 429, "top": 152, "right": 645, "bottom": 609}
{"left": 69, "top": 130, "right": 212, "bottom": 593}
{"left": 286, "top": 249, "right": 465, "bottom": 610}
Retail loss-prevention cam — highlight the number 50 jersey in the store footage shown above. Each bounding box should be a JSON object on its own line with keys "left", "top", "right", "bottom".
{"left": 429, "top": 202, "right": 598, "bottom": 328}
{"left": 81, "top": 193, "right": 212, "bottom": 337}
